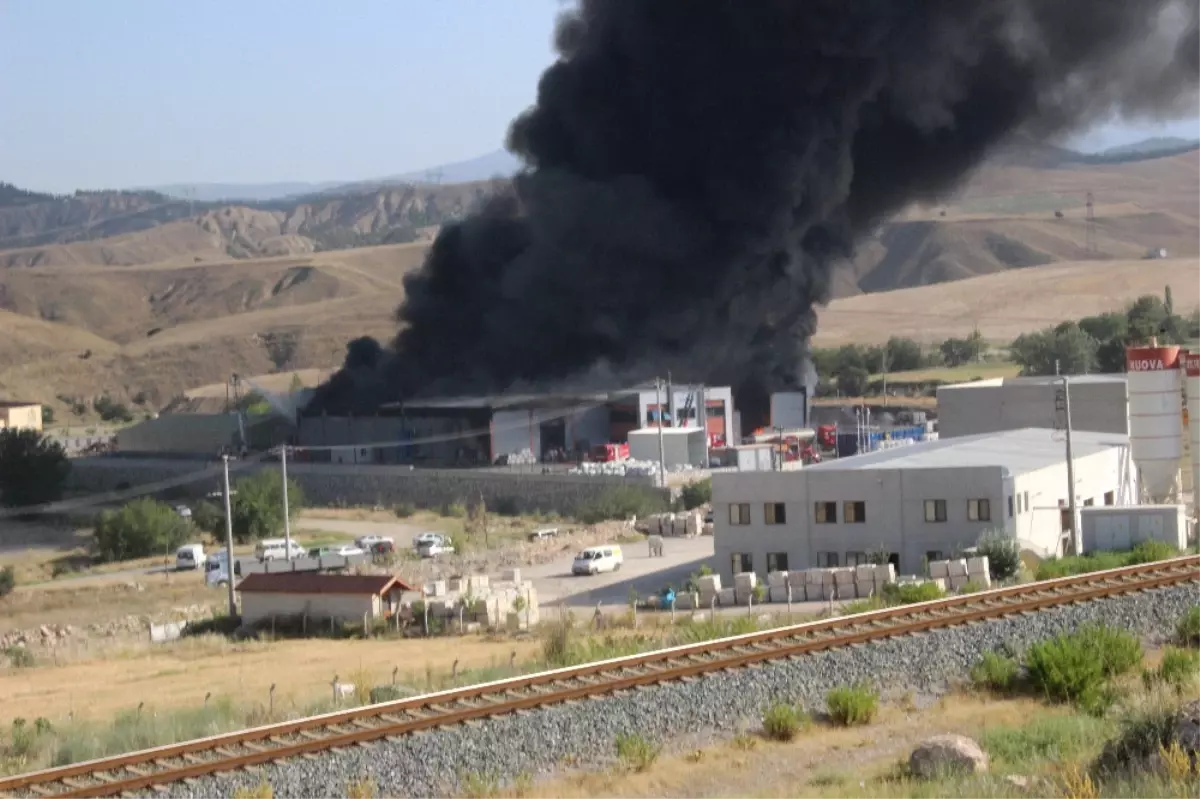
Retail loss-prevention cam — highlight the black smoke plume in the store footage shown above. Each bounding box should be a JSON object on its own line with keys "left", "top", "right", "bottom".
{"left": 310, "top": 0, "right": 1199, "bottom": 415}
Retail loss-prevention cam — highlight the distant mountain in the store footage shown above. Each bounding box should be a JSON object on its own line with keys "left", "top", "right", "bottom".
{"left": 141, "top": 150, "right": 524, "bottom": 203}
{"left": 1098, "top": 136, "right": 1199, "bottom": 157}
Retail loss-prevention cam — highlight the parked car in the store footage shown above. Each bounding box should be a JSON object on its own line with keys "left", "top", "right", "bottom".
{"left": 354, "top": 534, "right": 394, "bottom": 550}
{"left": 412, "top": 531, "right": 447, "bottom": 550}
{"left": 572, "top": 545, "right": 624, "bottom": 575}
{"left": 527, "top": 527, "right": 559, "bottom": 541}
{"left": 174, "top": 504, "right": 192, "bottom": 519}
{"left": 175, "top": 543, "right": 204, "bottom": 571}
{"left": 331, "top": 544, "right": 365, "bottom": 557}
{"left": 308, "top": 546, "right": 334, "bottom": 558}
{"left": 416, "top": 535, "right": 455, "bottom": 559}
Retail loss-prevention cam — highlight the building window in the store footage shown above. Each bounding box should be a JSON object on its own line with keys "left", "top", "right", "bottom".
{"left": 845, "top": 551, "right": 867, "bottom": 566}
{"left": 1007, "top": 496, "right": 1014, "bottom": 518}
{"left": 1083, "top": 497, "right": 1094, "bottom": 507}
{"left": 1104, "top": 491, "right": 1115, "bottom": 506}
{"left": 764, "top": 503, "right": 787, "bottom": 525}
{"left": 766, "top": 552, "right": 789, "bottom": 573}
{"left": 925, "top": 550, "right": 944, "bottom": 565}
{"left": 731, "top": 552, "right": 753, "bottom": 575}
{"left": 968, "top": 499, "right": 991, "bottom": 522}
{"left": 729, "top": 503, "right": 751, "bottom": 525}
{"left": 814, "top": 501, "right": 838, "bottom": 523}
{"left": 843, "top": 501, "right": 866, "bottom": 524}
{"left": 816, "top": 551, "right": 839, "bottom": 567}
{"left": 924, "top": 499, "right": 947, "bottom": 523}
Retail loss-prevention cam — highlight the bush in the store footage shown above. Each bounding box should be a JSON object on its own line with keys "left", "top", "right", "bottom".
{"left": 1025, "top": 624, "right": 1142, "bottom": 712}
{"left": 762, "top": 702, "right": 808, "bottom": 741}
{"left": 0, "top": 564, "right": 14, "bottom": 597}
{"left": 1125, "top": 540, "right": 1179, "bottom": 565}
{"left": 392, "top": 502, "right": 416, "bottom": 518}
{"left": 825, "top": 683, "right": 879, "bottom": 726}
{"left": 0, "top": 429, "right": 70, "bottom": 508}
{"left": 970, "top": 650, "right": 1021, "bottom": 693}
{"left": 980, "top": 713, "right": 1115, "bottom": 767}
{"left": 4, "top": 645, "right": 35, "bottom": 668}
{"left": 882, "top": 581, "right": 945, "bottom": 605}
{"left": 1093, "top": 702, "right": 1182, "bottom": 777}
{"left": 1142, "top": 647, "right": 1200, "bottom": 695}
{"left": 190, "top": 500, "right": 223, "bottom": 534}
{"left": 576, "top": 486, "right": 668, "bottom": 525}
{"left": 680, "top": 478, "right": 712, "bottom": 510}
{"left": 615, "top": 732, "right": 660, "bottom": 772}
{"left": 228, "top": 471, "right": 304, "bottom": 543}
{"left": 93, "top": 396, "right": 133, "bottom": 423}
{"left": 368, "top": 685, "right": 408, "bottom": 704}
{"left": 93, "top": 499, "right": 193, "bottom": 561}
{"left": 442, "top": 502, "right": 467, "bottom": 518}
{"left": 1176, "top": 606, "right": 1200, "bottom": 647}
{"left": 1036, "top": 542, "right": 1180, "bottom": 581}
{"left": 976, "top": 531, "right": 1021, "bottom": 581}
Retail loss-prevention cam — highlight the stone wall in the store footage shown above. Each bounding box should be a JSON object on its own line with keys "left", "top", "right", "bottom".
{"left": 66, "top": 457, "right": 668, "bottom": 516}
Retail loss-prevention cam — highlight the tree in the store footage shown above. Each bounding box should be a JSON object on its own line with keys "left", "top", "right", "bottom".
{"left": 1009, "top": 325, "right": 1098, "bottom": 376}
{"left": 680, "top": 478, "right": 712, "bottom": 510}
{"left": 0, "top": 430, "right": 69, "bottom": 507}
{"left": 93, "top": 396, "right": 133, "bottom": 423}
{"left": 939, "top": 331, "right": 985, "bottom": 368}
{"left": 884, "top": 337, "right": 923, "bottom": 372}
{"left": 93, "top": 499, "right": 192, "bottom": 562}
{"left": 191, "top": 499, "right": 223, "bottom": 533}
{"left": 1077, "top": 312, "right": 1129, "bottom": 374}
{"left": 976, "top": 530, "right": 1021, "bottom": 582}
{"left": 1126, "top": 294, "right": 1171, "bottom": 343}
{"left": 1009, "top": 329, "right": 1054, "bottom": 376}
{"left": 227, "top": 470, "right": 304, "bottom": 543}
{"left": 836, "top": 366, "right": 870, "bottom": 397}
{"left": 0, "top": 565, "right": 13, "bottom": 597}
{"left": 40, "top": 405, "right": 55, "bottom": 425}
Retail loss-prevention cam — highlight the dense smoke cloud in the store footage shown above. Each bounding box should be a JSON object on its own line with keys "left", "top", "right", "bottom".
{"left": 310, "top": 0, "right": 1199, "bottom": 415}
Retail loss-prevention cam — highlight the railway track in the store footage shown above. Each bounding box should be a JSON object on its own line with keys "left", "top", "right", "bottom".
{"left": 3, "top": 555, "right": 1196, "bottom": 799}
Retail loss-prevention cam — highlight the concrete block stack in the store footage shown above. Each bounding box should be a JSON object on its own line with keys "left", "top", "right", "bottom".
{"left": 733, "top": 571, "right": 758, "bottom": 605}
{"left": 788, "top": 570, "right": 809, "bottom": 601}
{"left": 697, "top": 574, "right": 721, "bottom": 608}
{"left": 408, "top": 572, "right": 540, "bottom": 630}
{"left": 767, "top": 571, "right": 791, "bottom": 603}
{"left": 717, "top": 587, "right": 736, "bottom": 606}
{"left": 675, "top": 591, "right": 698, "bottom": 610}
{"left": 967, "top": 556, "right": 992, "bottom": 589}
{"left": 927, "top": 557, "right": 991, "bottom": 592}
{"left": 833, "top": 567, "right": 856, "bottom": 599}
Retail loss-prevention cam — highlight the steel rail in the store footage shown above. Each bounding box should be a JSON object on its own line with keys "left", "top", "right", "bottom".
{"left": 3, "top": 555, "right": 1196, "bottom": 798}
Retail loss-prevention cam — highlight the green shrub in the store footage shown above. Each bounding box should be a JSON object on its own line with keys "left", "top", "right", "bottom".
{"left": 882, "top": 581, "right": 945, "bottom": 605}
{"left": 1035, "top": 542, "right": 1180, "bottom": 581}
{"left": 1142, "top": 647, "right": 1200, "bottom": 695}
{"left": 1125, "top": 540, "right": 1178, "bottom": 564}
{"left": 443, "top": 502, "right": 467, "bottom": 518}
{"left": 1174, "top": 606, "right": 1199, "bottom": 647}
{"left": 0, "top": 564, "right": 14, "bottom": 597}
{"left": 3, "top": 645, "right": 35, "bottom": 668}
{"left": 680, "top": 478, "right": 712, "bottom": 510}
{"left": 980, "top": 713, "right": 1115, "bottom": 767}
{"left": 190, "top": 500, "right": 223, "bottom": 534}
{"left": 825, "top": 683, "right": 879, "bottom": 726}
{"left": 576, "top": 486, "right": 668, "bottom": 525}
{"left": 762, "top": 702, "right": 808, "bottom": 741}
{"left": 93, "top": 499, "right": 193, "bottom": 561}
{"left": 1025, "top": 624, "right": 1142, "bottom": 712}
{"left": 970, "top": 650, "right": 1021, "bottom": 693}
{"left": 367, "top": 684, "right": 409, "bottom": 704}
{"left": 0, "top": 429, "right": 70, "bottom": 508}
{"left": 976, "top": 531, "right": 1022, "bottom": 581}
{"left": 228, "top": 471, "right": 305, "bottom": 543}
{"left": 1092, "top": 701, "right": 1181, "bottom": 777}
{"left": 392, "top": 502, "right": 416, "bottom": 518}
{"left": 615, "top": 732, "right": 660, "bottom": 772}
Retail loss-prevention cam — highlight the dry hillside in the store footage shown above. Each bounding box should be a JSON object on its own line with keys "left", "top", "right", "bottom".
{"left": 0, "top": 149, "right": 1195, "bottom": 418}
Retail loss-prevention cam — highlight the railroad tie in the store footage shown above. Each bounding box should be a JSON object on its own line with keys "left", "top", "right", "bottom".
{"left": 352, "top": 718, "right": 378, "bottom": 730}
{"left": 377, "top": 713, "right": 405, "bottom": 724}
{"left": 298, "top": 730, "right": 325, "bottom": 741}
{"left": 123, "top": 765, "right": 152, "bottom": 777}
{"left": 182, "top": 753, "right": 206, "bottom": 765}
{"left": 241, "top": 741, "right": 268, "bottom": 753}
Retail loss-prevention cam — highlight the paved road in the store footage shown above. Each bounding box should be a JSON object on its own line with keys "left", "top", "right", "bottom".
{"left": 523, "top": 535, "right": 717, "bottom": 609}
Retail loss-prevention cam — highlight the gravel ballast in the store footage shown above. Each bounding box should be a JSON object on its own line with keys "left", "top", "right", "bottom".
{"left": 160, "top": 584, "right": 1198, "bottom": 799}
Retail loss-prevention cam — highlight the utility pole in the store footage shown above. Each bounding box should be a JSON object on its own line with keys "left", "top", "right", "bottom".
{"left": 221, "top": 455, "right": 237, "bottom": 618}
{"left": 280, "top": 445, "right": 293, "bottom": 561}
{"left": 654, "top": 378, "right": 667, "bottom": 489}
{"left": 666, "top": 371, "right": 674, "bottom": 428}
{"left": 1060, "top": 377, "right": 1080, "bottom": 556}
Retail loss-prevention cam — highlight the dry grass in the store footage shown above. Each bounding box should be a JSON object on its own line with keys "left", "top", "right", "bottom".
{"left": 0, "top": 632, "right": 542, "bottom": 724}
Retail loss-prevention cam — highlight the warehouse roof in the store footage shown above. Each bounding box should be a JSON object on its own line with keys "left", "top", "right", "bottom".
{"left": 941, "top": 374, "right": 1127, "bottom": 390}
{"left": 236, "top": 573, "right": 414, "bottom": 595}
{"left": 806, "top": 427, "right": 1128, "bottom": 476}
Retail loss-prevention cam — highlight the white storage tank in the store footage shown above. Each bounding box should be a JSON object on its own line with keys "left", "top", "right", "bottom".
{"left": 1184, "top": 350, "right": 1200, "bottom": 518}
{"left": 1125, "top": 344, "right": 1183, "bottom": 502}
{"left": 1079, "top": 505, "right": 1188, "bottom": 553}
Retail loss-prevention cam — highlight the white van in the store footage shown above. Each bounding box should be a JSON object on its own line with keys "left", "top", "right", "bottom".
{"left": 572, "top": 545, "right": 624, "bottom": 575}
{"left": 255, "top": 538, "right": 305, "bottom": 561}
{"left": 175, "top": 544, "right": 205, "bottom": 571}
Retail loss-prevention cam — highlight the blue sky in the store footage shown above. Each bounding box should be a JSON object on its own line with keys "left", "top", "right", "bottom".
{"left": 0, "top": 0, "right": 1196, "bottom": 194}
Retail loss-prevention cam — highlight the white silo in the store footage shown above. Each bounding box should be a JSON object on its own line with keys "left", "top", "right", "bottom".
{"left": 1184, "top": 349, "right": 1200, "bottom": 519}
{"left": 1125, "top": 343, "right": 1183, "bottom": 503}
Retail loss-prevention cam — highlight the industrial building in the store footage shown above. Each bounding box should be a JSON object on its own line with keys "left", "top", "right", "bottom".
{"left": 116, "top": 413, "right": 292, "bottom": 455}
{"left": 712, "top": 427, "right": 1136, "bottom": 583}
{"left": 296, "top": 384, "right": 738, "bottom": 466}
{"left": 936, "top": 374, "right": 1130, "bottom": 439}
{"left": 0, "top": 401, "right": 43, "bottom": 432}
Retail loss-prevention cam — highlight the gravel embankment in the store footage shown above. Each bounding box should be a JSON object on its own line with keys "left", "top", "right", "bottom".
{"left": 159, "top": 584, "right": 1198, "bottom": 799}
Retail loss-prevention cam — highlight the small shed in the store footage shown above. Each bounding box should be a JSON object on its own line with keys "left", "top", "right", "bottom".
{"left": 235, "top": 572, "right": 415, "bottom": 626}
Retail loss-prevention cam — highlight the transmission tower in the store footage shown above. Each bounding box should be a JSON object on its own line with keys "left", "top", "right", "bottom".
{"left": 1085, "top": 191, "right": 1096, "bottom": 254}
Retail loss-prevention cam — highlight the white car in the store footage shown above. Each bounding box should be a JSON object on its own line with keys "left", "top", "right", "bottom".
{"left": 331, "top": 544, "right": 365, "bottom": 557}
{"left": 174, "top": 504, "right": 192, "bottom": 519}
{"left": 412, "top": 531, "right": 447, "bottom": 550}
{"left": 416, "top": 537, "right": 456, "bottom": 559}
{"left": 354, "top": 534, "right": 394, "bottom": 550}
{"left": 527, "top": 527, "right": 559, "bottom": 541}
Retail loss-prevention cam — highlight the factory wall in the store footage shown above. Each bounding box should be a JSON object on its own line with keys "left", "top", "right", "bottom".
{"left": 937, "top": 379, "right": 1129, "bottom": 439}
{"left": 565, "top": 404, "right": 611, "bottom": 450}
{"left": 491, "top": 411, "right": 540, "bottom": 462}
{"left": 297, "top": 415, "right": 485, "bottom": 465}
{"left": 67, "top": 457, "right": 668, "bottom": 516}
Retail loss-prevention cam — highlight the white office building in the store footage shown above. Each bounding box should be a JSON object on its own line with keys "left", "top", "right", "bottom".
{"left": 712, "top": 427, "right": 1136, "bottom": 582}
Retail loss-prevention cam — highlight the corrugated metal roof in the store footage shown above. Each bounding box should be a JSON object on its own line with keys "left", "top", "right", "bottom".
{"left": 236, "top": 572, "right": 413, "bottom": 595}
{"left": 807, "top": 427, "right": 1128, "bottom": 476}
